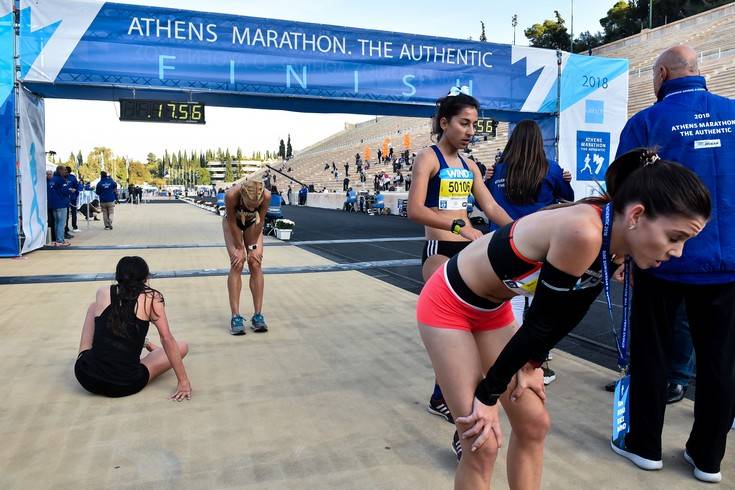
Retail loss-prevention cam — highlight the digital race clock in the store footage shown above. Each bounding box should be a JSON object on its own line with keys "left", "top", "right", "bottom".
{"left": 119, "top": 99, "right": 205, "bottom": 124}
{"left": 475, "top": 118, "right": 498, "bottom": 137}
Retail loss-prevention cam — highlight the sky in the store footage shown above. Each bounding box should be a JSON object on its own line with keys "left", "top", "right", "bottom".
{"left": 45, "top": 0, "right": 618, "bottom": 162}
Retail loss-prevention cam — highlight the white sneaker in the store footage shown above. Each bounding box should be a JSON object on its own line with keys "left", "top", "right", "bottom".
{"left": 684, "top": 450, "right": 721, "bottom": 483}
{"left": 610, "top": 437, "right": 663, "bottom": 470}
{"left": 72, "top": 227, "right": 81, "bottom": 232}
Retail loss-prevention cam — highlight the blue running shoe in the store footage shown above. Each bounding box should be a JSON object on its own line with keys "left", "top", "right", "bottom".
{"left": 251, "top": 313, "right": 268, "bottom": 333}
{"left": 230, "top": 315, "right": 245, "bottom": 335}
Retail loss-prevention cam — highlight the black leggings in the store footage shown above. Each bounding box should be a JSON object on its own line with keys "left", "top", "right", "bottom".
{"left": 625, "top": 267, "right": 735, "bottom": 473}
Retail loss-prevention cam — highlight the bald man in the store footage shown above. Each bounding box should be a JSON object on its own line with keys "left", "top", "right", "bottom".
{"left": 610, "top": 45, "right": 735, "bottom": 484}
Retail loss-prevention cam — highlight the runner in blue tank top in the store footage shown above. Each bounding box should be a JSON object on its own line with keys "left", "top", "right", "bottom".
{"left": 408, "top": 87, "right": 512, "bottom": 434}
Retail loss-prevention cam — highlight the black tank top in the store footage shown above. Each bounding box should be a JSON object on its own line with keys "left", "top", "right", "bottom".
{"left": 87, "top": 286, "right": 150, "bottom": 383}
{"left": 486, "top": 205, "right": 605, "bottom": 296}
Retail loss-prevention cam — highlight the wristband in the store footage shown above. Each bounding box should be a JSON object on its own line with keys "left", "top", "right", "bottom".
{"left": 451, "top": 218, "right": 466, "bottom": 235}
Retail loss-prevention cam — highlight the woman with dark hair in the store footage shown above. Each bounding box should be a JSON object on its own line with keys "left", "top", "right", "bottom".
{"left": 74, "top": 256, "right": 191, "bottom": 400}
{"left": 485, "top": 119, "right": 575, "bottom": 383}
{"left": 408, "top": 88, "right": 512, "bottom": 426}
{"left": 416, "top": 148, "right": 711, "bottom": 488}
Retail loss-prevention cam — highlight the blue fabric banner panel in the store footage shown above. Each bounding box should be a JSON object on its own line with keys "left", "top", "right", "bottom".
{"left": 0, "top": 2, "right": 19, "bottom": 257}
{"left": 19, "top": 1, "right": 552, "bottom": 115}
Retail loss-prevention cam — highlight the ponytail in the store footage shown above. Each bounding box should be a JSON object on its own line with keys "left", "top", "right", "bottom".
{"left": 109, "top": 256, "right": 161, "bottom": 337}
{"left": 605, "top": 148, "right": 711, "bottom": 220}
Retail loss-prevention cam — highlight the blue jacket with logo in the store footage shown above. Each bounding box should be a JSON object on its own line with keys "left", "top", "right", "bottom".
{"left": 95, "top": 177, "right": 118, "bottom": 203}
{"left": 67, "top": 173, "right": 81, "bottom": 205}
{"left": 485, "top": 159, "right": 574, "bottom": 231}
{"left": 616, "top": 76, "right": 735, "bottom": 284}
{"left": 47, "top": 174, "right": 70, "bottom": 210}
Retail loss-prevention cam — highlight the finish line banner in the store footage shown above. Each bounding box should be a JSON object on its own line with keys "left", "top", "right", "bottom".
{"left": 20, "top": 0, "right": 576, "bottom": 116}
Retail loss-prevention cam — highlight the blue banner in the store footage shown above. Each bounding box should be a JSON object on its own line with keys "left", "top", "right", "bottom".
{"left": 0, "top": 2, "right": 19, "bottom": 257}
{"left": 20, "top": 2, "right": 550, "bottom": 117}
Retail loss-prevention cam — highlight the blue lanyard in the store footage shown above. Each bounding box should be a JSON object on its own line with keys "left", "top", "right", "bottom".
{"left": 600, "top": 203, "right": 632, "bottom": 370}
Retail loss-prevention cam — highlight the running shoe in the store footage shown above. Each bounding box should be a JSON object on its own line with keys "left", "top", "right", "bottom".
{"left": 72, "top": 227, "right": 80, "bottom": 232}
{"left": 452, "top": 430, "right": 462, "bottom": 462}
{"left": 610, "top": 435, "right": 662, "bottom": 470}
{"left": 542, "top": 363, "right": 556, "bottom": 385}
{"left": 684, "top": 450, "right": 721, "bottom": 483}
{"left": 251, "top": 313, "right": 268, "bottom": 333}
{"left": 230, "top": 315, "right": 245, "bottom": 335}
{"left": 428, "top": 396, "right": 454, "bottom": 423}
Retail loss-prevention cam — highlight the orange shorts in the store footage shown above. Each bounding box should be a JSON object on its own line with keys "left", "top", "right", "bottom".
{"left": 416, "top": 263, "right": 514, "bottom": 332}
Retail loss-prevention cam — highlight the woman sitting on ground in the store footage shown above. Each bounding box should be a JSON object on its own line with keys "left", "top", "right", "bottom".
{"left": 74, "top": 256, "right": 191, "bottom": 400}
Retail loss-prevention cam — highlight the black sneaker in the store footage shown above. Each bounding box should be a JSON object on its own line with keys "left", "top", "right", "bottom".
{"left": 452, "top": 430, "right": 462, "bottom": 462}
{"left": 427, "top": 396, "right": 454, "bottom": 423}
{"left": 610, "top": 435, "right": 662, "bottom": 470}
{"left": 543, "top": 363, "right": 556, "bottom": 385}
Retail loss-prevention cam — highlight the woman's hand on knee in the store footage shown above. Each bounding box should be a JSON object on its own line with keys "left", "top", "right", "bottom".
{"left": 510, "top": 363, "right": 546, "bottom": 403}
{"left": 456, "top": 397, "right": 503, "bottom": 452}
{"left": 231, "top": 248, "right": 245, "bottom": 269}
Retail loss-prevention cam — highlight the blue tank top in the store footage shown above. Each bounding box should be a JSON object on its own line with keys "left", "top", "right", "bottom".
{"left": 424, "top": 145, "right": 473, "bottom": 209}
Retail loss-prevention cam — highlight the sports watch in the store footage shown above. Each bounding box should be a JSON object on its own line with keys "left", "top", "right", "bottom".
{"left": 450, "top": 218, "right": 466, "bottom": 235}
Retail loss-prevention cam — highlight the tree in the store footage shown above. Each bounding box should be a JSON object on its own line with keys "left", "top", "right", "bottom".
{"left": 128, "top": 162, "right": 152, "bottom": 184}
{"left": 225, "top": 154, "right": 234, "bottom": 182}
{"left": 573, "top": 30, "right": 605, "bottom": 53}
{"left": 524, "top": 10, "right": 571, "bottom": 50}
{"left": 600, "top": 1, "right": 640, "bottom": 43}
{"left": 237, "top": 147, "right": 243, "bottom": 161}
{"left": 286, "top": 134, "right": 293, "bottom": 160}
{"left": 79, "top": 147, "right": 111, "bottom": 181}
{"left": 278, "top": 139, "right": 286, "bottom": 160}
{"left": 197, "top": 167, "right": 211, "bottom": 185}
{"left": 479, "top": 21, "right": 487, "bottom": 42}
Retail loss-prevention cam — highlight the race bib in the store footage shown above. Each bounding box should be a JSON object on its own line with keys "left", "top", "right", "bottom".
{"left": 438, "top": 168, "right": 473, "bottom": 210}
{"left": 502, "top": 268, "right": 540, "bottom": 296}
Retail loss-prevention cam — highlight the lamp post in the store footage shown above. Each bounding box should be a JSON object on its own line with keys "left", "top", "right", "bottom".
{"left": 649, "top": 0, "right": 653, "bottom": 29}
{"left": 570, "top": 0, "right": 574, "bottom": 53}
{"left": 512, "top": 14, "right": 518, "bottom": 45}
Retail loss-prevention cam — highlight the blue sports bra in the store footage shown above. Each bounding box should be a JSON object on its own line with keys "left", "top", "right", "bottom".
{"left": 424, "top": 145, "right": 474, "bottom": 209}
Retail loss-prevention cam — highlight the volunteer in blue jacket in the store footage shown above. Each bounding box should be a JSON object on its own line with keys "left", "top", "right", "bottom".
{"left": 96, "top": 171, "right": 118, "bottom": 230}
{"left": 610, "top": 45, "right": 735, "bottom": 484}
{"left": 65, "top": 166, "right": 81, "bottom": 234}
{"left": 484, "top": 120, "right": 574, "bottom": 385}
{"left": 47, "top": 165, "right": 71, "bottom": 246}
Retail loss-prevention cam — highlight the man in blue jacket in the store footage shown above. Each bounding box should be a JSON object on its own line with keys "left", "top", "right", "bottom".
{"left": 64, "top": 166, "right": 81, "bottom": 235}
{"left": 95, "top": 171, "right": 118, "bottom": 230}
{"left": 610, "top": 45, "right": 735, "bottom": 483}
{"left": 47, "top": 165, "right": 70, "bottom": 245}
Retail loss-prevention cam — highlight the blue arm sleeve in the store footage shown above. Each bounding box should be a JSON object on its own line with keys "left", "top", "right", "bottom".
{"left": 474, "top": 261, "right": 601, "bottom": 406}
